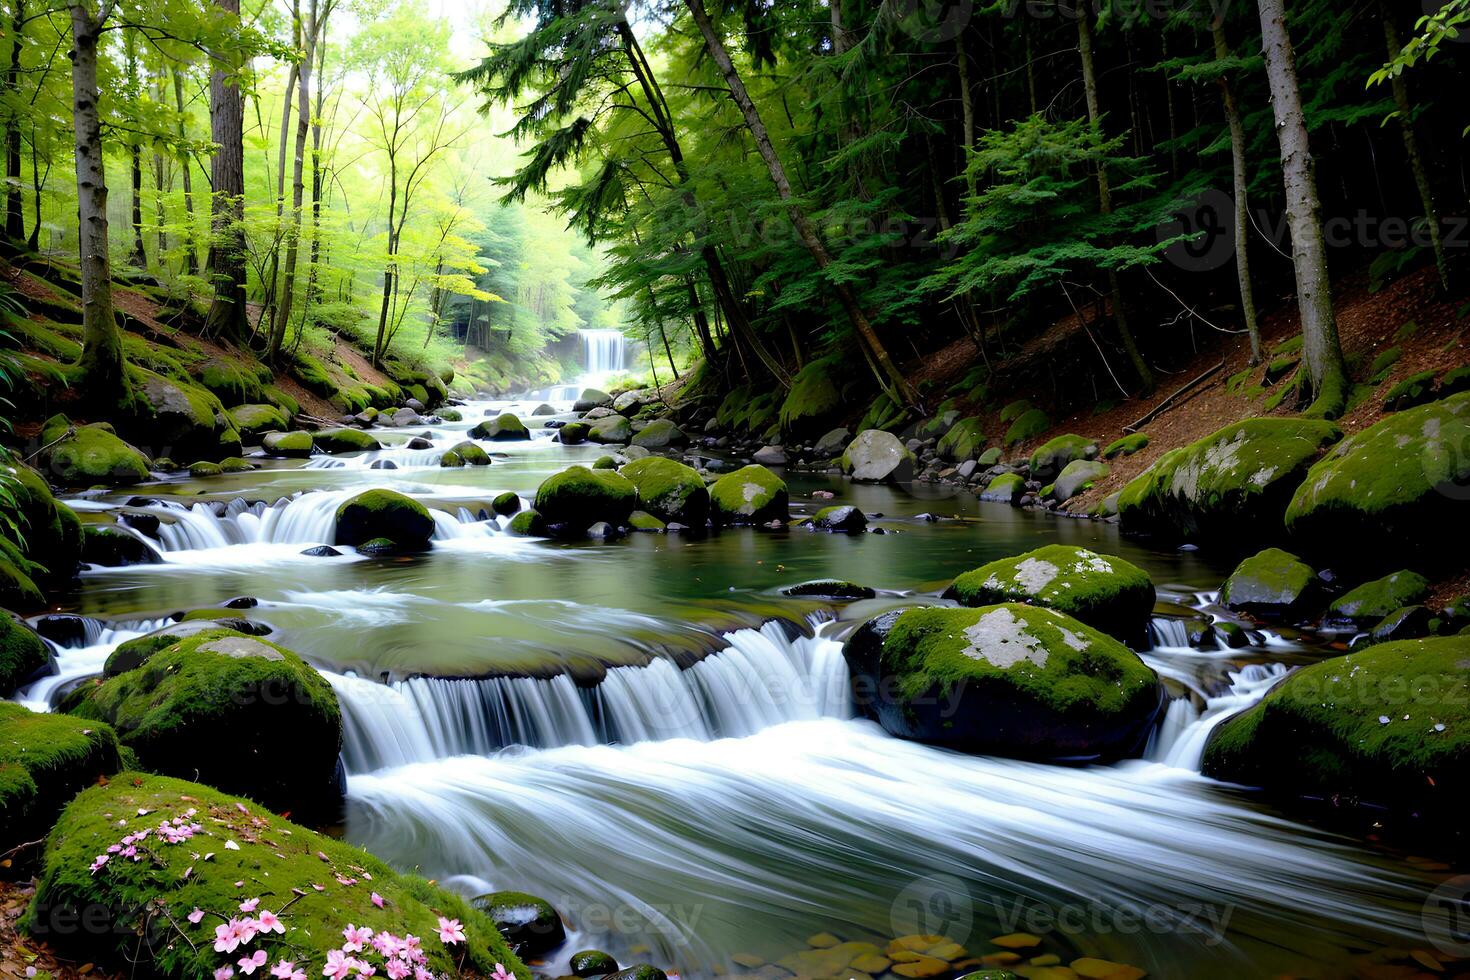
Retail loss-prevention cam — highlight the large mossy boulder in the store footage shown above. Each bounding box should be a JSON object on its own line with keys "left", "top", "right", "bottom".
{"left": 1, "top": 614, "right": 51, "bottom": 696}
{"left": 449, "top": 440, "right": 491, "bottom": 465}
{"left": 533, "top": 466, "right": 637, "bottom": 534}
{"left": 0, "top": 702, "right": 120, "bottom": 855}
{"left": 710, "top": 464, "right": 789, "bottom": 525}
{"left": 588, "top": 414, "right": 633, "bottom": 444}
{"left": 978, "top": 472, "right": 1025, "bottom": 505}
{"left": 65, "top": 629, "right": 342, "bottom": 816}
{"left": 470, "top": 413, "right": 531, "bottom": 441}
{"left": 630, "top": 418, "right": 687, "bottom": 449}
{"left": 1002, "top": 408, "right": 1050, "bottom": 446}
{"left": 25, "top": 773, "right": 528, "bottom": 980}
{"left": 1028, "top": 434, "right": 1098, "bottom": 482}
{"left": 335, "top": 489, "right": 435, "bottom": 549}
{"left": 936, "top": 417, "right": 986, "bottom": 462}
{"left": 574, "top": 388, "right": 613, "bottom": 412}
{"left": 261, "top": 430, "right": 314, "bottom": 458}
{"left": 1202, "top": 636, "right": 1469, "bottom": 827}
{"left": 558, "top": 421, "right": 590, "bottom": 445}
{"left": 1051, "top": 459, "right": 1109, "bottom": 502}
{"left": 1117, "top": 418, "right": 1341, "bottom": 543}
{"left": 845, "top": 605, "right": 1161, "bottom": 762}
{"left": 946, "top": 545, "right": 1155, "bottom": 643}
{"left": 37, "top": 415, "right": 151, "bottom": 486}
{"left": 131, "top": 369, "right": 241, "bottom": 463}
{"left": 314, "top": 427, "right": 381, "bottom": 454}
{"left": 841, "top": 430, "right": 916, "bottom": 483}
{"left": 778, "top": 356, "right": 844, "bottom": 437}
{"left": 0, "top": 463, "right": 84, "bottom": 604}
{"left": 621, "top": 457, "right": 709, "bottom": 525}
{"left": 229, "top": 404, "right": 289, "bottom": 440}
{"left": 1326, "top": 570, "right": 1431, "bottom": 628}
{"left": 472, "top": 890, "right": 566, "bottom": 955}
{"left": 1285, "top": 392, "right": 1470, "bottom": 564}
{"left": 1219, "top": 548, "right": 1320, "bottom": 621}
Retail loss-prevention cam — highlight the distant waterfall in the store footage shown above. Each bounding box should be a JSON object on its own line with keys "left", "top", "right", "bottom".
{"left": 578, "top": 329, "right": 627, "bottom": 377}
{"left": 328, "top": 622, "right": 850, "bottom": 774}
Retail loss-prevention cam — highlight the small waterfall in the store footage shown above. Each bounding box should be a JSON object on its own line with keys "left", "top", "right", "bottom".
{"left": 14, "top": 616, "right": 174, "bottom": 710}
{"left": 579, "top": 329, "right": 627, "bottom": 378}
{"left": 1145, "top": 663, "right": 1290, "bottom": 769}
{"left": 1148, "top": 617, "right": 1194, "bottom": 650}
{"left": 330, "top": 622, "right": 850, "bottom": 774}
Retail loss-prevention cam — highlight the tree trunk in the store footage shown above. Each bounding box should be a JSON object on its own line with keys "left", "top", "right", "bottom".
{"left": 204, "top": 0, "right": 248, "bottom": 340}
{"left": 682, "top": 0, "right": 918, "bottom": 407}
{"left": 1381, "top": 0, "right": 1448, "bottom": 291}
{"left": 1212, "top": 18, "right": 1262, "bottom": 364}
{"left": 260, "top": 58, "right": 299, "bottom": 324}
{"left": 4, "top": 0, "right": 24, "bottom": 242}
{"left": 124, "top": 33, "right": 147, "bottom": 270}
{"left": 68, "top": 0, "right": 128, "bottom": 410}
{"left": 269, "top": 0, "right": 317, "bottom": 361}
{"left": 307, "top": 30, "right": 327, "bottom": 303}
{"left": 1256, "top": 0, "right": 1348, "bottom": 417}
{"left": 1076, "top": 7, "right": 1154, "bottom": 394}
{"left": 172, "top": 68, "right": 197, "bottom": 277}
{"left": 372, "top": 167, "right": 398, "bottom": 367}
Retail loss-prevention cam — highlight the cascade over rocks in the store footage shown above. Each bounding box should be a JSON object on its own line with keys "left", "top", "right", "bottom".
{"left": 845, "top": 604, "right": 1162, "bottom": 763}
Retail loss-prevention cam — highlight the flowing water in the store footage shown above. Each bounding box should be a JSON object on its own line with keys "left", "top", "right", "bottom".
{"left": 12, "top": 394, "right": 1460, "bottom": 978}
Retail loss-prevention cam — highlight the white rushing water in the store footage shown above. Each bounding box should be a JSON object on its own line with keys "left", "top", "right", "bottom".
{"left": 14, "top": 617, "right": 173, "bottom": 709}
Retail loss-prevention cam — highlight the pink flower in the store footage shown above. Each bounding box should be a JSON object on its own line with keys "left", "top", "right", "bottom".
{"left": 370, "top": 892, "right": 384, "bottom": 908}
{"left": 322, "top": 951, "right": 354, "bottom": 980}
{"left": 491, "top": 963, "right": 515, "bottom": 980}
{"left": 384, "top": 962, "right": 410, "bottom": 980}
{"left": 238, "top": 950, "right": 269, "bottom": 976}
{"left": 341, "top": 924, "right": 373, "bottom": 953}
{"left": 413, "top": 968, "right": 433, "bottom": 980}
{"left": 89, "top": 854, "right": 109, "bottom": 873}
{"left": 187, "top": 907, "right": 205, "bottom": 924}
{"left": 370, "top": 933, "right": 399, "bottom": 958}
{"left": 215, "top": 919, "right": 245, "bottom": 954}
{"left": 215, "top": 968, "right": 235, "bottom": 980}
{"left": 435, "top": 916, "right": 464, "bottom": 946}
{"left": 240, "top": 898, "right": 260, "bottom": 913}
{"left": 271, "top": 962, "right": 306, "bottom": 980}
{"left": 255, "top": 910, "right": 285, "bottom": 935}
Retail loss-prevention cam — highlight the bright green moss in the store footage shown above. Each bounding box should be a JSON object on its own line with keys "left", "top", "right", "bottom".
{"left": 709, "top": 464, "right": 789, "bottom": 525}
{"left": 936, "top": 417, "right": 986, "bottom": 462}
{"left": 263, "top": 384, "right": 300, "bottom": 416}
{"left": 1327, "top": 570, "right": 1431, "bottom": 625}
{"left": 1003, "top": 408, "right": 1050, "bottom": 446}
{"left": 261, "top": 431, "right": 314, "bottom": 458}
{"left": 440, "top": 450, "right": 464, "bottom": 468}
{"left": 559, "top": 421, "right": 590, "bottom": 444}
{"left": 999, "top": 399, "right": 1032, "bottom": 423}
{"left": 533, "top": 466, "right": 637, "bottom": 532}
{"left": 1117, "top": 418, "right": 1341, "bottom": 542}
{"left": 508, "top": 508, "right": 545, "bottom": 536}
{"left": 218, "top": 457, "right": 254, "bottom": 473}
{"left": 314, "top": 428, "right": 381, "bottom": 453}
{"left": 949, "top": 545, "right": 1154, "bottom": 640}
{"left": 630, "top": 418, "right": 686, "bottom": 448}
{"left": 779, "top": 356, "right": 844, "bottom": 435}
{"left": 857, "top": 391, "right": 908, "bottom": 433}
{"left": 979, "top": 471, "right": 1025, "bottom": 504}
{"left": 230, "top": 404, "right": 289, "bottom": 438}
{"left": 0, "top": 616, "right": 49, "bottom": 696}
{"left": 449, "top": 441, "right": 490, "bottom": 465}
{"left": 1103, "top": 432, "right": 1149, "bottom": 458}
{"left": 621, "top": 457, "right": 708, "bottom": 525}
{"left": 25, "top": 773, "right": 529, "bottom": 980}
{"left": 38, "top": 416, "right": 152, "bottom": 486}
{"left": 335, "top": 489, "right": 434, "bottom": 548}
{"left": 1383, "top": 370, "right": 1438, "bottom": 411}
{"left": 1029, "top": 434, "right": 1098, "bottom": 481}
{"left": 188, "top": 461, "right": 222, "bottom": 478}
{"left": 197, "top": 360, "right": 264, "bottom": 406}
{"left": 1219, "top": 548, "right": 1318, "bottom": 618}
{"left": 0, "top": 702, "right": 120, "bottom": 852}
{"left": 437, "top": 408, "right": 463, "bottom": 422}
{"left": 628, "top": 511, "right": 667, "bottom": 532}
{"left": 470, "top": 414, "right": 530, "bottom": 441}
{"left": 1368, "top": 346, "right": 1402, "bottom": 382}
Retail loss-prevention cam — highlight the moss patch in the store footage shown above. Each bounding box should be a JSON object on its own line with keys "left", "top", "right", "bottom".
{"left": 314, "top": 428, "right": 381, "bottom": 453}
{"left": 936, "top": 417, "right": 986, "bottom": 462}
{"left": 1219, "top": 548, "right": 1319, "bottom": 621}
{"left": 978, "top": 472, "right": 1025, "bottom": 505}
{"left": 779, "top": 356, "right": 845, "bottom": 436}
{"left": 621, "top": 457, "right": 708, "bottom": 525}
{"left": 38, "top": 415, "right": 151, "bottom": 486}
{"left": 1003, "top": 408, "right": 1050, "bottom": 446}
{"left": 1327, "top": 570, "right": 1431, "bottom": 626}
{"left": 335, "top": 490, "right": 434, "bottom": 548}
{"left": 470, "top": 414, "right": 530, "bottom": 441}
{"left": 1103, "top": 433, "right": 1149, "bottom": 459}
{"left": 533, "top": 466, "right": 637, "bottom": 533}
{"left": 0, "top": 702, "right": 121, "bottom": 854}
{"left": 710, "top": 464, "right": 789, "bottom": 525}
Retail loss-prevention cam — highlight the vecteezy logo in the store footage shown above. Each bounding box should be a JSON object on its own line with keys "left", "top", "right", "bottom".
{"left": 890, "top": 0, "right": 974, "bottom": 43}
{"left": 1423, "top": 875, "right": 1470, "bottom": 957}
{"left": 890, "top": 873, "right": 973, "bottom": 942}
{"left": 1157, "top": 187, "right": 1237, "bottom": 272}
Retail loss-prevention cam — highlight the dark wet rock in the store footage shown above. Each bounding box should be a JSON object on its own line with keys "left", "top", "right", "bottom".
{"left": 405, "top": 436, "right": 433, "bottom": 450}
{"left": 119, "top": 511, "right": 161, "bottom": 539}
{"left": 781, "top": 580, "right": 877, "bottom": 600}
{"left": 1, "top": 614, "right": 50, "bottom": 696}
{"left": 370, "top": 459, "right": 398, "bottom": 470}
{"left": 812, "top": 505, "right": 867, "bottom": 533}
{"left": 492, "top": 491, "right": 522, "bottom": 517}
{"left": 224, "top": 596, "right": 259, "bottom": 609}
{"left": 301, "top": 545, "right": 341, "bottom": 557}
{"left": 559, "top": 421, "right": 590, "bottom": 445}
{"left": 1361, "top": 605, "right": 1436, "bottom": 646}
{"left": 473, "top": 890, "right": 567, "bottom": 955}
{"left": 532, "top": 403, "right": 558, "bottom": 416}
{"left": 570, "top": 950, "right": 619, "bottom": 978}
{"left": 32, "top": 614, "right": 92, "bottom": 648}
{"left": 1220, "top": 548, "right": 1320, "bottom": 622}
{"left": 82, "top": 525, "right": 160, "bottom": 567}
{"left": 1325, "top": 570, "right": 1431, "bottom": 628}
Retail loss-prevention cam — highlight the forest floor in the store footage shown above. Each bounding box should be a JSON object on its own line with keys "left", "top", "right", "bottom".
{"left": 0, "top": 879, "right": 122, "bottom": 980}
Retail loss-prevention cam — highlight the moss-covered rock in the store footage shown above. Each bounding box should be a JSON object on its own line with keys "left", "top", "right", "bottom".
{"left": 1051, "top": 459, "right": 1108, "bottom": 502}
{"left": 845, "top": 604, "right": 1161, "bottom": 762}
{"left": 1202, "top": 636, "right": 1469, "bottom": 828}
{"left": 66, "top": 629, "right": 341, "bottom": 815}
{"left": 999, "top": 399, "right": 1032, "bottom": 422}
{"left": 811, "top": 505, "right": 867, "bottom": 533}
{"left": 472, "top": 890, "right": 566, "bottom": 955}
{"left": 1383, "top": 370, "right": 1438, "bottom": 411}
{"left": 936, "top": 417, "right": 986, "bottom": 462}
{"left": 491, "top": 491, "right": 521, "bottom": 517}
{"left": 559, "top": 421, "right": 590, "bottom": 445}
{"left": 335, "top": 489, "right": 434, "bottom": 549}
{"left": 1219, "top": 548, "right": 1320, "bottom": 621}
{"left": 314, "top": 427, "right": 381, "bottom": 453}
{"left": 1029, "top": 434, "right": 1098, "bottom": 482}
{"left": 778, "top": 356, "right": 844, "bottom": 436}
{"left": 25, "top": 773, "right": 528, "bottom": 979}
{"left": 621, "top": 457, "right": 708, "bottom": 525}
{"left": 0, "top": 702, "right": 120, "bottom": 855}
{"left": 0, "top": 614, "right": 50, "bottom": 696}
{"left": 1117, "top": 418, "right": 1341, "bottom": 543}
{"left": 436, "top": 407, "right": 462, "bottom": 422}
{"left": 1285, "top": 392, "right": 1470, "bottom": 563}
{"left": 508, "top": 509, "right": 545, "bottom": 536}
{"left": 587, "top": 414, "right": 633, "bottom": 444}
{"left": 196, "top": 359, "right": 265, "bottom": 406}
{"left": 1103, "top": 432, "right": 1149, "bottom": 459}
{"left": 471, "top": 414, "right": 531, "bottom": 441}
{"left": 1, "top": 463, "right": 84, "bottom": 598}
{"left": 781, "top": 580, "right": 877, "bottom": 599}
{"left": 1002, "top": 408, "right": 1050, "bottom": 447}
{"left": 37, "top": 415, "right": 151, "bottom": 486}
{"left": 978, "top": 472, "right": 1025, "bottom": 505}
{"left": 219, "top": 457, "right": 255, "bottom": 473}
{"left": 631, "top": 418, "right": 686, "bottom": 449}
{"left": 82, "top": 525, "right": 160, "bottom": 567}
{"left": 1441, "top": 365, "right": 1470, "bottom": 398}
{"left": 710, "top": 464, "right": 789, "bottom": 525}
{"left": 841, "top": 430, "right": 915, "bottom": 483}
{"left": 229, "top": 404, "right": 289, "bottom": 440}
{"left": 570, "top": 950, "right": 620, "bottom": 977}
{"left": 857, "top": 391, "right": 908, "bottom": 433}
{"left": 1326, "top": 570, "right": 1431, "bottom": 628}
{"left": 188, "top": 460, "right": 223, "bottom": 478}
{"left": 947, "top": 545, "right": 1155, "bottom": 643}
{"left": 439, "top": 450, "right": 465, "bottom": 468}
{"left": 130, "top": 369, "right": 240, "bottom": 464}
{"left": 0, "top": 557, "right": 44, "bottom": 610}
{"left": 574, "top": 388, "right": 613, "bottom": 412}
{"left": 261, "top": 430, "right": 314, "bottom": 458}
{"left": 448, "top": 440, "right": 490, "bottom": 465}
{"left": 592, "top": 455, "right": 617, "bottom": 470}
{"left": 533, "top": 466, "right": 637, "bottom": 534}
{"left": 628, "top": 510, "right": 666, "bottom": 532}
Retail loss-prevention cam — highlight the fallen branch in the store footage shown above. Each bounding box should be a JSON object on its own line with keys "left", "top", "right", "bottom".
{"left": 1124, "top": 360, "right": 1225, "bottom": 433}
